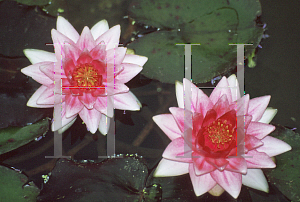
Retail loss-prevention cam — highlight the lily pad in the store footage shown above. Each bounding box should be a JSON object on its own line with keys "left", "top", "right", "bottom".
{"left": 0, "top": 165, "right": 40, "bottom": 201}
{"left": 264, "top": 124, "right": 300, "bottom": 202}
{"left": 128, "top": 0, "right": 264, "bottom": 83}
{"left": 0, "top": 118, "right": 49, "bottom": 155}
{"left": 37, "top": 155, "right": 151, "bottom": 202}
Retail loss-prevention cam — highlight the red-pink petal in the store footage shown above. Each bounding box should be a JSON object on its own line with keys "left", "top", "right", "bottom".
{"left": 244, "top": 135, "right": 263, "bottom": 151}
{"left": 90, "top": 44, "right": 106, "bottom": 61}
{"left": 206, "top": 158, "right": 229, "bottom": 171}
{"left": 225, "top": 157, "right": 247, "bottom": 174}
{"left": 79, "top": 107, "right": 101, "bottom": 134}
{"left": 78, "top": 93, "right": 97, "bottom": 109}
{"left": 248, "top": 95, "right": 271, "bottom": 121}
{"left": 246, "top": 122, "right": 275, "bottom": 139}
{"left": 115, "top": 63, "right": 143, "bottom": 83}
{"left": 76, "top": 50, "right": 93, "bottom": 65}
{"left": 210, "top": 170, "right": 242, "bottom": 199}
{"left": 162, "top": 137, "right": 193, "bottom": 163}
{"left": 189, "top": 164, "right": 217, "bottom": 196}
{"left": 64, "top": 43, "right": 81, "bottom": 64}
{"left": 256, "top": 136, "right": 291, "bottom": 157}
{"left": 39, "top": 62, "right": 56, "bottom": 81}
{"left": 95, "top": 25, "right": 121, "bottom": 50}
{"left": 169, "top": 107, "right": 187, "bottom": 133}
{"left": 76, "top": 26, "right": 96, "bottom": 51}
{"left": 210, "top": 76, "right": 232, "bottom": 105}
{"left": 245, "top": 150, "right": 276, "bottom": 168}
{"left": 192, "top": 155, "right": 216, "bottom": 176}
{"left": 152, "top": 114, "right": 182, "bottom": 141}
{"left": 192, "top": 112, "right": 204, "bottom": 137}
{"left": 65, "top": 94, "right": 84, "bottom": 118}
{"left": 213, "top": 94, "right": 230, "bottom": 118}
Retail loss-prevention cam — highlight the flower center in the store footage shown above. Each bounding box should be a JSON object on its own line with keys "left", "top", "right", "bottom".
{"left": 204, "top": 119, "right": 235, "bottom": 152}
{"left": 72, "top": 63, "right": 101, "bottom": 88}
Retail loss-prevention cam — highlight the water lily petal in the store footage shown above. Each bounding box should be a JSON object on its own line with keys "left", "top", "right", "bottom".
{"left": 76, "top": 49, "right": 93, "bottom": 65}
{"left": 211, "top": 170, "right": 242, "bottom": 199}
{"left": 90, "top": 43, "right": 107, "bottom": 61}
{"left": 246, "top": 122, "right": 275, "bottom": 139}
{"left": 225, "top": 157, "right": 247, "bottom": 174}
{"left": 242, "top": 169, "right": 269, "bottom": 193}
{"left": 189, "top": 164, "right": 217, "bottom": 196}
{"left": 244, "top": 135, "right": 263, "bottom": 151}
{"left": 227, "top": 74, "right": 241, "bottom": 101}
{"left": 56, "top": 16, "right": 79, "bottom": 43}
{"left": 114, "top": 91, "right": 141, "bottom": 111}
{"left": 248, "top": 95, "right": 271, "bottom": 122}
{"left": 94, "top": 96, "right": 108, "bottom": 115}
{"left": 192, "top": 155, "right": 216, "bottom": 176}
{"left": 98, "top": 114, "right": 110, "bottom": 135}
{"left": 23, "top": 49, "right": 56, "bottom": 64}
{"left": 115, "top": 63, "right": 143, "bottom": 83}
{"left": 122, "top": 54, "right": 148, "bottom": 66}
{"left": 78, "top": 93, "right": 97, "bottom": 109}
{"left": 245, "top": 150, "right": 276, "bottom": 168}
{"left": 106, "top": 47, "right": 127, "bottom": 65}
{"left": 21, "top": 62, "right": 54, "bottom": 86}
{"left": 27, "top": 85, "right": 54, "bottom": 108}
{"left": 95, "top": 24, "right": 121, "bottom": 50}
{"left": 51, "top": 102, "right": 77, "bottom": 131}
{"left": 213, "top": 95, "right": 230, "bottom": 118}
{"left": 65, "top": 94, "right": 84, "bottom": 118}
{"left": 39, "top": 62, "right": 56, "bottom": 81}
{"left": 76, "top": 26, "right": 96, "bottom": 51}
{"left": 37, "top": 85, "right": 55, "bottom": 105}
{"left": 64, "top": 43, "right": 81, "bottom": 64}
{"left": 152, "top": 114, "right": 182, "bottom": 140}
{"left": 169, "top": 107, "right": 189, "bottom": 133}
{"left": 236, "top": 94, "right": 249, "bottom": 116}
{"left": 256, "top": 136, "right": 291, "bottom": 157}
{"left": 154, "top": 159, "right": 189, "bottom": 177}
{"left": 258, "top": 107, "right": 277, "bottom": 124}
{"left": 162, "top": 137, "right": 193, "bottom": 163}
{"left": 112, "top": 83, "right": 129, "bottom": 94}
{"left": 57, "top": 116, "right": 77, "bottom": 134}
{"left": 91, "top": 19, "right": 109, "bottom": 40}
{"left": 210, "top": 76, "right": 232, "bottom": 105}
{"left": 79, "top": 107, "right": 101, "bottom": 134}
{"left": 51, "top": 29, "right": 76, "bottom": 60}
{"left": 175, "top": 80, "right": 184, "bottom": 108}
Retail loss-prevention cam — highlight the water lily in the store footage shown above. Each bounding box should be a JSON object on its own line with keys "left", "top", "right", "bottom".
{"left": 21, "top": 16, "right": 147, "bottom": 134}
{"left": 153, "top": 75, "right": 291, "bottom": 198}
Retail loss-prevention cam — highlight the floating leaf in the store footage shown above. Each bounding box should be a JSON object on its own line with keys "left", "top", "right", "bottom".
{"left": 37, "top": 156, "right": 151, "bottom": 202}
{"left": 0, "top": 165, "right": 40, "bottom": 201}
{"left": 128, "top": 0, "right": 263, "bottom": 83}
{"left": 0, "top": 118, "right": 49, "bottom": 155}
{"left": 264, "top": 124, "right": 300, "bottom": 202}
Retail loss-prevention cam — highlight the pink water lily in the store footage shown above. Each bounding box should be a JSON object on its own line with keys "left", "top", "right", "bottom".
{"left": 21, "top": 16, "right": 147, "bottom": 134}
{"left": 153, "top": 75, "right": 291, "bottom": 198}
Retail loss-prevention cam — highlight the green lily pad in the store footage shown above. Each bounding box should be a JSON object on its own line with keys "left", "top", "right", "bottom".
{"left": 0, "top": 165, "right": 40, "bottom": 201}
{"left": 128, "top": 0, "right": 263, "bottom": 83}
{"left": 264, "top": 124, "right": 300, "bottom": 202}
{"left": 0, "top": 118, "right": 49, "bottom": 155}
{"left": 37, "top": 155, "right": 152, "bottom": 201}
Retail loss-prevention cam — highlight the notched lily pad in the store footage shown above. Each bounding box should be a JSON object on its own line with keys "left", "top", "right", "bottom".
{"left": 0, "top": 118, "right": 49, "bottom": 155}
{"left": 128, "top": 0, "right": 264, "bottom": 83}
{"left": 37, "top": 155, "right": 150, "bottom": 202}
{"left": 0, "top": 165, "right": 40, "bottom": 201}
{"left": 264, "top": 124, "right": 300, "bottom": 202}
